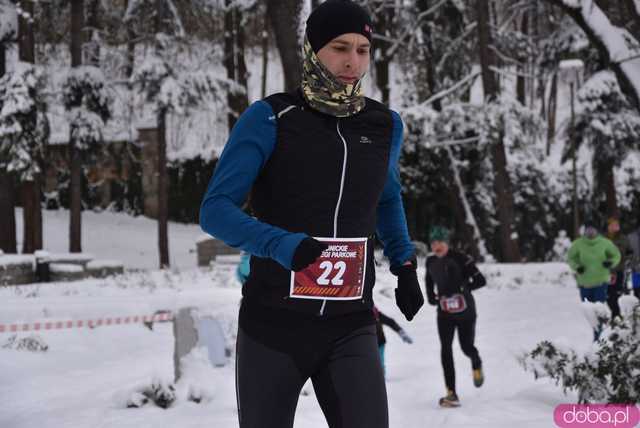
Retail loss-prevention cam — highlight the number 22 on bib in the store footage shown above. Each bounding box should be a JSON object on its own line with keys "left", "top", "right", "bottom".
{"left": 290, "top": 237, "right": 368, "bottom": 300}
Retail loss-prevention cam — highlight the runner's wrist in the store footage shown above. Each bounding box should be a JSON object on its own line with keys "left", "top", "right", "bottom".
{"left": 390, "top": 255, "right": 417, "bottom": 276}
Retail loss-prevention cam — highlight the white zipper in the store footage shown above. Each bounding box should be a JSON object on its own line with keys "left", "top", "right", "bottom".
{"left": 319, "top": 119, "right": 349, "bottom": 317}
{"left": 334, "top": 120, "right": 348, "bottom": 238}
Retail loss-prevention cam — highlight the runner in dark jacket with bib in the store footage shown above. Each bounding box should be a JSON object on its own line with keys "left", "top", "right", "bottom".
{"left": 199, "top": 2, "right": 423, "bottom": 427}
{"left": 425, "top": 226, "right": 486, "bottom": 408}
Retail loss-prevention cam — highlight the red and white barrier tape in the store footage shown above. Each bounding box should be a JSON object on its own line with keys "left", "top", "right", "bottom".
{"left": 0, "top": 312, "right": 174, "bottom": 334}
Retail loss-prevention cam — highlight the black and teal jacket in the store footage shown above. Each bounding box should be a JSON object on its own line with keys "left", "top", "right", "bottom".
{"left": 425, "top": 250, "right": 486, "bottom": 319}
{"left": 200, "top": 90, "right": 414, "bottom": 317}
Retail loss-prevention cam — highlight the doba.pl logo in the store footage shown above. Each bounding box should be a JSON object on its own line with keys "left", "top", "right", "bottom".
{"left": 554, "top": 404, "right": 640, "bottom": 428}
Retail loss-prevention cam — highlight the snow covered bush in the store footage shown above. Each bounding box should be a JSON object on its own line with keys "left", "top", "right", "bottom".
{"left": 2, "top": 334, "right": 48, "bottom": 352}
{"left": 176, "top": 346, "right": 217, "bottom": 404}
{"left": 125, "top": 377, "right": 176, "bottom": 409}
{"left": 520, "top": 299, "right": 640, "bottom": 403}
{"left": 548, "top": 230, "right": 572, "bottom": 262}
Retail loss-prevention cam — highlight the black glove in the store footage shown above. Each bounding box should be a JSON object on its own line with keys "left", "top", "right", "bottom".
{"left": 427, "top": 293, "right": 439, "bottom": 306}
{"left": 603, "top": 260, "right": 613, "bottom": 269}
{"left": 291, "top": 238, "right": 328, "bottom": 272}
{"left": 391, "top": 261, "right": 424, "bottom": 322}
{"left": 576, "top": 266, "right": 585, "bottom": 274}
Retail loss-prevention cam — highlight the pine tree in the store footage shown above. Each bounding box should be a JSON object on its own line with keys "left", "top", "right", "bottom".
{"left": 570, "top": 71, "right": 640, "bottom": 218}
{"left": 128, "top": 0, "right": 230, "bottom": 268}
{"left": 1, "top": 0, "right": 49, "bottom": 254}
{"left": 65, "top": 0, "right": 112, "bottom": 253}
{"left": 266, "top": 0, "right": 303, "bottom": 92}
{"left": 0, "top": 0, "right": 17, "bottom": 254}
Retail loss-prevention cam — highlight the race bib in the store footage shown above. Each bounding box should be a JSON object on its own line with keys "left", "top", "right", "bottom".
{"left": 439, "top": 294, "right": 467, "bottom": 314}
{"left": 290, "top": 237, "right": 367, "bottom": 300}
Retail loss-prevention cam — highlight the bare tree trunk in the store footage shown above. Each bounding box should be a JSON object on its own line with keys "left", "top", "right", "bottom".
{"left": 124, "top": 0, "right": 136, "bottom": 79}
{"left": 374, "top": 51, "right": 391, "bottom": 106}
{"left": 69, "top": 0, "right": 84, "bottom": 253}
{"left": 261, "top": 11, "right": 268, "bottom": 99}
{"left": 266, "top": 0, "right": 303, "bottom": 92}
{"left": 0, "top": 43, "right": 4, "bottom": 83}
{"left": 477, "top": 0, "right": 521, "bottom": 262}
{"left": 235, "top": 9, "right": 248, "bottom": 99}
{"left": 21, "top": 182, "right": 37, "bottom": 254}
{"left": 604, "top": 162, "right": 619, "bottom": 218}
{"left": 477, "top": 0, "right": 498, "bottom": 99}
{"left": 0, "top": 42, "right": 17, "bottom": 254}
{"left": 516, "top": 12, "right": 527, "bottom": 105}
{"left": 534, "top": 4, "right": 547, "bottom": 118}
{"left": 0, "top": 173, "right": 17, "bottom": 254}
{"left": 18, "top": 0, "right": 43, "bottom": 254}
{"left": 546, "top": 72, "right": 558, "bottom": 156}
{"left": 405, "top": 195, "right": 417, "bottom": 238}
{"left": 224, "top": 2, "right": 249, "bottom": 130}
{"left": 86, "top": 0, "right": 100, "bottom": 66}
{"left": 372, "top": 0, "right": 394, "bottom": 106}
{"left": 224, "top": 1, "right": 237, "bottom": 130}
{"left": 157, "top": 108, "right": 169, "bottom": 268}
{"left": 155, "top": 0, "right": 169, "bottom": 268}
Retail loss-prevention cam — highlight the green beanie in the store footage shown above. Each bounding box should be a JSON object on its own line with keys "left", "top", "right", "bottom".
{"left": 429, "top": 226, "right": 450, "bottom": 243}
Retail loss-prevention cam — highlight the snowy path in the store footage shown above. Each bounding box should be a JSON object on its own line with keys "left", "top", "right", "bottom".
{"left": 0, "top": 261, "right": 589, "bottom": 428}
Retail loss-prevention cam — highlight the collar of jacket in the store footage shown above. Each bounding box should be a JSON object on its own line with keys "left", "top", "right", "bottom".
{"left": 300, "top": 36, "right": 366, "bottom": 118}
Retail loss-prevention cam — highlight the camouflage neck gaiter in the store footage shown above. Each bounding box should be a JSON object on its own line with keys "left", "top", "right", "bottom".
{"left": 301, "top": 37, "right": 366, "bottom": 117}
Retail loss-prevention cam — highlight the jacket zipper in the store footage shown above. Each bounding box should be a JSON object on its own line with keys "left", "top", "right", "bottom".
{"left": 319, "top": 118, "right": 349, "bottom": 316}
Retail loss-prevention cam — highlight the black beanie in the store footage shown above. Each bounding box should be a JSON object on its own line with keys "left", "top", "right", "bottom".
{"left": 306, "top": 0, "right": 373, "bottom": 53}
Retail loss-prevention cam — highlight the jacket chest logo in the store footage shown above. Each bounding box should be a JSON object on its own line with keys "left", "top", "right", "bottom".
{"left": 359, "top": 135, "right": 373, "bottom": 144}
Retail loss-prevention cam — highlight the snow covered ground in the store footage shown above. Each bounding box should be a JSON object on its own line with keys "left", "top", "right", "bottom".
{"left": 14, "top": 208, "right": 204, "bottom": 270}
{"left": 1, "top": 210, "right": 601, "bottom": 428}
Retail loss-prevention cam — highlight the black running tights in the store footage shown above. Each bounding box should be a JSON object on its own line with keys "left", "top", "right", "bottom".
{"left": 437, "top": 315, "right": 482, "bottom": 393}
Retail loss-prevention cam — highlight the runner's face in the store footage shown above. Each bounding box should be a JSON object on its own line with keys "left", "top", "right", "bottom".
{"left": 316, "top": 33, "right": 370, "bottom": 85}
{"left": 584, "top": 226, "right": 598, "bottom": 239}
{"left": 431, "top": 241, "right": 449, "bottom": 258}
{"left": 608, "top": 221, "right": 620, "bottom": 234}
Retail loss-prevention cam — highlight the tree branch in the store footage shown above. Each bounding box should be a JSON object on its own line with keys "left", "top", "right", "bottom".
{"left": 543, "top": 0, "right": 640, "bottom": 112}
{"left": 418, "top": 71, "right": 481, "bottom": 107}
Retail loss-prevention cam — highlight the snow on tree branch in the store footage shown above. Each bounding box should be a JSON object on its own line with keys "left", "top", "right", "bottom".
{"left": 445, "top": 144, "right": 494, "bottom": 262}
{"left": 164, "top": 0, "right": 185, "bottom": 37}
{"left": 61, "top": 66, "right": 113, "bottom": 150}
{"left": 555, "top": 0, "right": 640, "bottom": 110}
{"left": 0, "top": 0, "right": 17, "bottom": 42}
{"left": 0, "top": 62, "right": 49, "bottom": 181}
{"left": 131, "top": 38, "right": 237, "bottom": 117}
{"left": 569, "top": 70, "right": 640, "bottom": 165}
{"left": 124, "top": 0, "right": 185, "bottom": 36}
